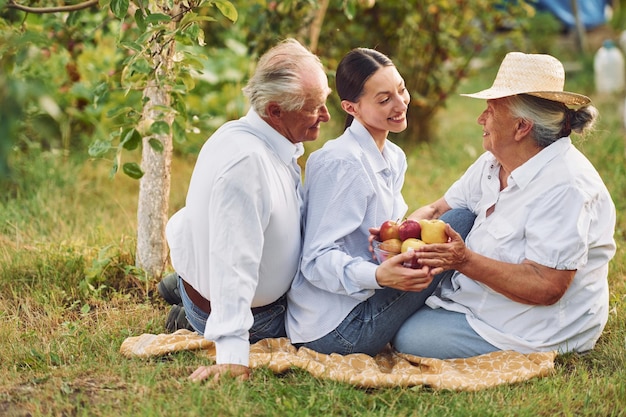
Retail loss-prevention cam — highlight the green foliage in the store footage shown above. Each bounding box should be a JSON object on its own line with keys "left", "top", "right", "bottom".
{"left": 89, "top": 0, "right": 239, "bottom": 178}
{"left": 0, "top": 0, "right": 560, "bottom": 180}
{"left": 0, "top": 5, "right": 120, "bottom": 181}
{"left": 0, "top": 0, "right": 238, "bottom": 181}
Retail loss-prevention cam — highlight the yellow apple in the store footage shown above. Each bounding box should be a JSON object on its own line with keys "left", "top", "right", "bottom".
{"left": 401, "top": 238, "right": 426, "bottom": 253}
{"left": 418, "top": 219, "right": 448, "bottom": 243}
{"left": 379, "top": 238, "right": 402, "bottom": 254}
{"left": 401, "top": 238, "right": 425, "bottom": 269}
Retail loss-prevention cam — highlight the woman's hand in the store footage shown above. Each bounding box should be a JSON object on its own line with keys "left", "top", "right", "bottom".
{"left": 374, "top": 250, "right": 435, "bottom": 291}
{"left": 413, "top": 224, "right": 470, "bottom": 274}
{"left": 368, "top": 227, "right": 380, "bottom": 258}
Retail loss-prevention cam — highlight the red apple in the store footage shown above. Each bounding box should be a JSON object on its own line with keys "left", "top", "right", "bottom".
{"left": 379, "top": 220, "right": 400, "bottom": 241}
{"left": 398, "top": 219, "right": 421, "bottom": 241}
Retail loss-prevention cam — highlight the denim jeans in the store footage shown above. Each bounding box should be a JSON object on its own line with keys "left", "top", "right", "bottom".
{"left": 299, "top": 208, "right": 477, "bottom": 356}
{"left": 179, "top": 275, "right": 288, "bottom": 344}
{"left": 392, "top": 307, "right": 500, "bottom": 359}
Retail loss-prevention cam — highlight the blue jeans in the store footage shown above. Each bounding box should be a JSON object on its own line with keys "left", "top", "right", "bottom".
{"left": 299, "top": 208, "right": 476, "bottom": 357}
{"left": 392, "top": 307, "right": 500, "bottom": 358}
{"left": 179, "top": 275, "right": 288, "bottom": 343}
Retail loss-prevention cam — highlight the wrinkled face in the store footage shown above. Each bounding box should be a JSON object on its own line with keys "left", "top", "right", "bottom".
{"left": 347, "top": 65, "right": 410, "bottom": 142}
{"left": 278, "top": 68, "right": 332, "bottom": 144}
{"left": 477, "top": 98, "right": 518, "bottom": 156}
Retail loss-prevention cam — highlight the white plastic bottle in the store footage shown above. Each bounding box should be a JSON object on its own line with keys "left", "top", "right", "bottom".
{"left": 594, "top": 39, "right": 625, "bottom": 94}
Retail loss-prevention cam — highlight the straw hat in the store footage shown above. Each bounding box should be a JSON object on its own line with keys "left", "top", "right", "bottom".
{"left": 461, "top": 52, "right": 590, "bottom": 106}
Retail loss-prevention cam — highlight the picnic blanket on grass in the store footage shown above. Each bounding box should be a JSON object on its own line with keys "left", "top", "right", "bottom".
{"left": 120, "top": 329, "right": 556, "bottom": 391}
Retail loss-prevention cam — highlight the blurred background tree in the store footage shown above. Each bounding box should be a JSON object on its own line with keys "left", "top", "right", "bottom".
{"left": 0, "top": 0, "right": 544, "bottom": 182}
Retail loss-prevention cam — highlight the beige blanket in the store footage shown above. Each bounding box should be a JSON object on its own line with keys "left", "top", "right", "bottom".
{"left": 120, "top": 329, "right": 556, "bottom": 391}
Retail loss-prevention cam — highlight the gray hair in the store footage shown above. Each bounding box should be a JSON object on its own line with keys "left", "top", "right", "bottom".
{"left": 505, "top": 94, "right": 599, "bottom": 148}
{"left": 242, "top": 38, "right": 324, "bottom": 117}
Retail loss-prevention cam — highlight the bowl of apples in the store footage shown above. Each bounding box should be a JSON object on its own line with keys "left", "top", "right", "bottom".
{"left": 373, "top": 218, "right": 449, "bottom": 267}
{"left": 372, "top": 238, "right": 401, "bottom": 264}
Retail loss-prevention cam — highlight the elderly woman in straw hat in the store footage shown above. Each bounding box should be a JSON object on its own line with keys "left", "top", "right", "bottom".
{"left": 391, "top": 52, "right": 616, "bottom": 359}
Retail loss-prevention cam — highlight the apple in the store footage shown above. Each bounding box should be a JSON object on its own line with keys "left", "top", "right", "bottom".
{"left": 398, "top": 219, "right": 421, "bottom": 241}
{"left": 400, "top": 237, "right": 426, "bottom": 253}
{"left": 379, "top": 238, "right": 402, "bottom": 254}
{"left": 379, "top": 220, "right": 400, "bottom": 241}
{"left": 418, "top": 219, "right": 448, "bottom": 244}
{"left": 400, "top": 238, "right": 425, "bottom": 269}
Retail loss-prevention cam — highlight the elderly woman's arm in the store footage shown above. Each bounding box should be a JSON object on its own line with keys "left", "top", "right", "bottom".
{"left": 416, "top": 224, "right": 576, "bottom": 306}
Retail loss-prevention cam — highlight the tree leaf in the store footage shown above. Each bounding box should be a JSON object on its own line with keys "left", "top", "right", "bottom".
{"left": 120, "top": 128, "right": 142, "bottom": 151}
{"left": 172, "top": 119, "right": 186, "bottom": 143}
{"left": 119, "top": 41, "right": 143, "bottom": 52}
{"left": 88, "top": 140, "right": 111, "bottom": 157}
{"left": 180, "top": 13, "right": 217, "bottom": 27}
{"left": 134, "top": 8, "right": 146, "bottom": 32}
{"left": 145, "top": 13, "right": 171, "bottom": 24}
{"left": 130, "top": 58, "right": 153, "bottom": 74}
{"left": 123, "top": 162, "right": 144, "bottom": 179}
{"left": 149, "top": 120, "right": 170, "bottom": 135}
{"left": 110, "top": 0, "right": 129, "bottom": 19}
{"left": 93, "top": 82, "right": 109, "bottom": 107}
{"left": 213, "top": 0, "right": 238, "bottom": 22}
{"left": 148, "top": 138, "right": 164, "bottom": 152}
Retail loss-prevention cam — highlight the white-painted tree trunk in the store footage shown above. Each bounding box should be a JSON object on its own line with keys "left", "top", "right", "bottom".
{"left": 135, "top": 8, "right": 175, "bottom": 278}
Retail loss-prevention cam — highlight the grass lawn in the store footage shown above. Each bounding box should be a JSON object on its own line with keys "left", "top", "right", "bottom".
{"left": 1, "top": 51, "right": 625, "bottom": 416}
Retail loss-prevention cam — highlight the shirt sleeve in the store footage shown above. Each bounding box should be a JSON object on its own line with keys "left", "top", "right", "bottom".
{"left": 203, "top": 154, "right": 269, "bottom": 366}
{"left": 525, "top": 184, "right": 590, "bottom": 270}
{"left": 300, "top": 154, "right": 381, "bottom": 299}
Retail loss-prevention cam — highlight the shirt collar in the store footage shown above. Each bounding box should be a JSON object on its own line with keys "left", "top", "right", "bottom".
{"left": 510, "top": 137, "right": 570, "bottom": 189}
{"left": 347, "top": 119, "right": 388, "bottom": 173}
{"left": 245, "top": 108, "right": 305, "bottom": 165}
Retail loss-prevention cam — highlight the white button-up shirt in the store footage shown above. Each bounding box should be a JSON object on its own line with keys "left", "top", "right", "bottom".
{"left": 430, "top": 137, "right": 616, "bottom": 353}
{"left": 166, "top": 109, "right": 304, "bottom": 366}
{"left": 286, "top": 120, "right": 408, "bottom": 343}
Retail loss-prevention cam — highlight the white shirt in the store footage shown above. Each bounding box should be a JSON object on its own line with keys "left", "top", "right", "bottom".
{"left": 286, "top": 120, "right": 408, "bottom": 343}
{"left": 429, "top": 137, "right": 616, "bottom": 353}
{"left": 166, "top": 109, "right": 304, "bottom": 366}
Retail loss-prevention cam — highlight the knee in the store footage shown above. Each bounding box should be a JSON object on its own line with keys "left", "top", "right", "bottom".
{"left": 440, "top": 208, "right": 475, "bottom": 240}
{"left": 391, "top": 312, "right": 431, "bottom": 355}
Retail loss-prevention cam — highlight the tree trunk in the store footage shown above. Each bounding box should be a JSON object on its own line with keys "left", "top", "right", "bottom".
{"left": 135, "top": 7, "right": 175, "bottom": 279}
{"left": 308, "top": 0, "right": 329, "bottom": 53}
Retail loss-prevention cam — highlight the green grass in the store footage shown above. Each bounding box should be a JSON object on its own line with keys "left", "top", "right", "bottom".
{"left": 1, "top": 56, "right": 626, "bottom": 416}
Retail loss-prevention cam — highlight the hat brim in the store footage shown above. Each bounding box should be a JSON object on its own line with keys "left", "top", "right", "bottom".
{"left": 461, "top": 88, "right": 591, "bottom": 107}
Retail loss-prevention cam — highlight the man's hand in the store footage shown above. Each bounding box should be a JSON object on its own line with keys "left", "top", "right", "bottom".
{"left": 189, "top": 364, "right": 251, "bottom": 383}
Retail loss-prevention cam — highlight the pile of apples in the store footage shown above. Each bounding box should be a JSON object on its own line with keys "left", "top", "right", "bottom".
{"left": 377, "top": 218, "right": 448, "bottom": 255}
